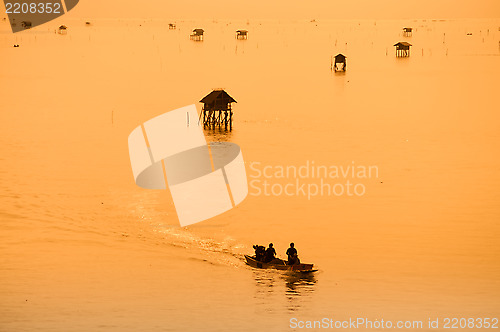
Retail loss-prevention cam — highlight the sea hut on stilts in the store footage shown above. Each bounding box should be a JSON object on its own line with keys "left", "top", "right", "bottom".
{"left": 236, "top": 30, "right": 248, "bottom": 39}
{"left": 394, "top": 42, "right": 412, "bottom": 57}
{"left": 403, "top": 27, "right": 413, "bottom": 36}
{"left": 58, "top": 25, "right": 68, "bottom": 34}
{"left": 190, "top": 29, "right": 204, "bottom": 41}
{"left": 169, "top": 23, "right": 176, "bottom": 29}
{"left": 199, "top": 89, "right": 237, "bottom": 130}
{"left": 332, "top": 53, "right": 347, "bottom": 71}
{"left": 21, "top": 21, "right": 32, "bottom": 29}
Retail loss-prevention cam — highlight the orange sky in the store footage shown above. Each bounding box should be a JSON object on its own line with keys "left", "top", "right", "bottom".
{"left": 70, "top": 0, "right": 500, "bottom": 19}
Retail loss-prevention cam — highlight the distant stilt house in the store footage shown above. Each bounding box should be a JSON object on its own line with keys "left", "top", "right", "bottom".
{"left": 332, "top": 53, "right": 347, "bottom": 71}
{"left": 200, "top": 90, "right": 237, "bottom": 130}
{"left": 394, "top": 42, "right": 412, "bottom": 57}
{"left": 85, "top": 21, "right": 91, "bottom": 26}
{"left": 21, "top": 21, "right": 32, "bottom": 29}
{"left": 236, "top": 30, "right": 248, "bottom": 39}
{"left": 190, "top": 29, "right": 204, "bottom": 41}
{"left": 58, "top": 25, "right": 68, "bottom": 34}
{"left": 169, "top": 23, "right": 176, "bottom": 30}
{"left": 403, "top": 27, "right": 413, "bottom": 36}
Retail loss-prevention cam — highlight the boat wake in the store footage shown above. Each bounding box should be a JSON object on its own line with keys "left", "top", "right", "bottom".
{"left": 145, "top": 223, "right": 250, "bottom": 268}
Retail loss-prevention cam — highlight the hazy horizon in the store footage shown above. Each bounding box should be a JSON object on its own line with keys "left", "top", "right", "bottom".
{"left": 64, "top": 0, "right": 500, "bottom": 20}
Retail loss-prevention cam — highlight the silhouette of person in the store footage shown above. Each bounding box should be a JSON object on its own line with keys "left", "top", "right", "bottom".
{"left": 253, "top": 245, "right": 265, "bottom": 262}
{"left": 264, "top": 243, "right": 276, "bottom": 263}
{"left": 286, "top": 242, "right": 299, "bottom": 265}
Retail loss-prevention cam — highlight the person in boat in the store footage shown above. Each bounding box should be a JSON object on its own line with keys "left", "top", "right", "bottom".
{"left": 264, "top": 243, "right": 276, "bottom": 263}
{"left": 286, "top": 242, "right": 300, "bottom": 265}
{"left": 253, "top": 245, "right": 266, "bottom": 262}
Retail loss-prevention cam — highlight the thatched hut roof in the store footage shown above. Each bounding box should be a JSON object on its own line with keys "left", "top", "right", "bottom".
{"left": 394, "top": 42, "right": 412, "bottom": 47}
{"left": 334, "top": 53, "right": 346, "bottom": 60}
{"left": 200, "top": 90, "right": 237, "bottom": 109}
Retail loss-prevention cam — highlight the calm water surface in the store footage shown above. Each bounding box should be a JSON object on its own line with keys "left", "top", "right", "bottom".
{"left": 1, "top": 17, "right": 499, "bottom": 331}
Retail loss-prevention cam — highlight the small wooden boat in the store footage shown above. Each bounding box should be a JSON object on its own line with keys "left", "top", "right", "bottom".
{"left": 244, "top": 255, "right": 316, "bottom": 272}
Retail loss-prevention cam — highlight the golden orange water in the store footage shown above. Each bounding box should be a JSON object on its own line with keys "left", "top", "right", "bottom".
{"left": 0, "top": 16, "right": 499, "bottom": 331}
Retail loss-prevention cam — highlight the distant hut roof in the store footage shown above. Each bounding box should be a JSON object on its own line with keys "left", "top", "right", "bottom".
{"left": 59, "top": 25, "right": 67, "bottom": 30}
{"left": 334, "top": 53, "right": 346, "bottom": 60}
{"left": 192, "top": 28, "right": 204, "bottom": 35}
{"left": 403, "top": 27, "right": 413, "bottom": 32}
{"left": 394, "top": 42, "right": 412, "bottom": 47}
{"left": 200, "top": 90, "right": 237, "bottom": 104}
{"left": 236, "top": 29, "right": 248, "bottom": 34}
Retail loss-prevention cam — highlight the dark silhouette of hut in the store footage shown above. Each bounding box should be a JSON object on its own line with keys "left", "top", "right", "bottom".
{"left": 394, "top": 42, "right": 412, "bottom": 57}
{"left": 85, "top": 21, "right": 91, "bottom": 26}
{"left": 403, "top": 27, "right": 413, "bottom": 36}
{"left": 169, "top": 23, "right": 176, "bottom": 29}
{"left": 236, "top": 30, "right": 248, "bottom": 39}
{"left": 58, "top": 25, "right": 67, "bottom": 34}
{"left": 332, "top": 53, "right": 347, "bottom": 71}
{"left": 190, "top": 28, "right": 204, "bottom": 41}
{"left": 21, "top": 21, "right": 32, "bottom": 29}
{"left": 200, "top": 90, "right": 237, "bottom": 130}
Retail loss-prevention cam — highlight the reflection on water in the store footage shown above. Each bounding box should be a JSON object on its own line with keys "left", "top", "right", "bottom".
{"left": 204, "top": 128, "right": 234, "bottom": 142}
{"left": 282, "top": 271, "right": 317, "bottom": 313}
{"left": 252, "top": 269, "right": 317, "bottom": 313}
{"left": 282, "top": 271, "right": 317, "bottom": 294}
